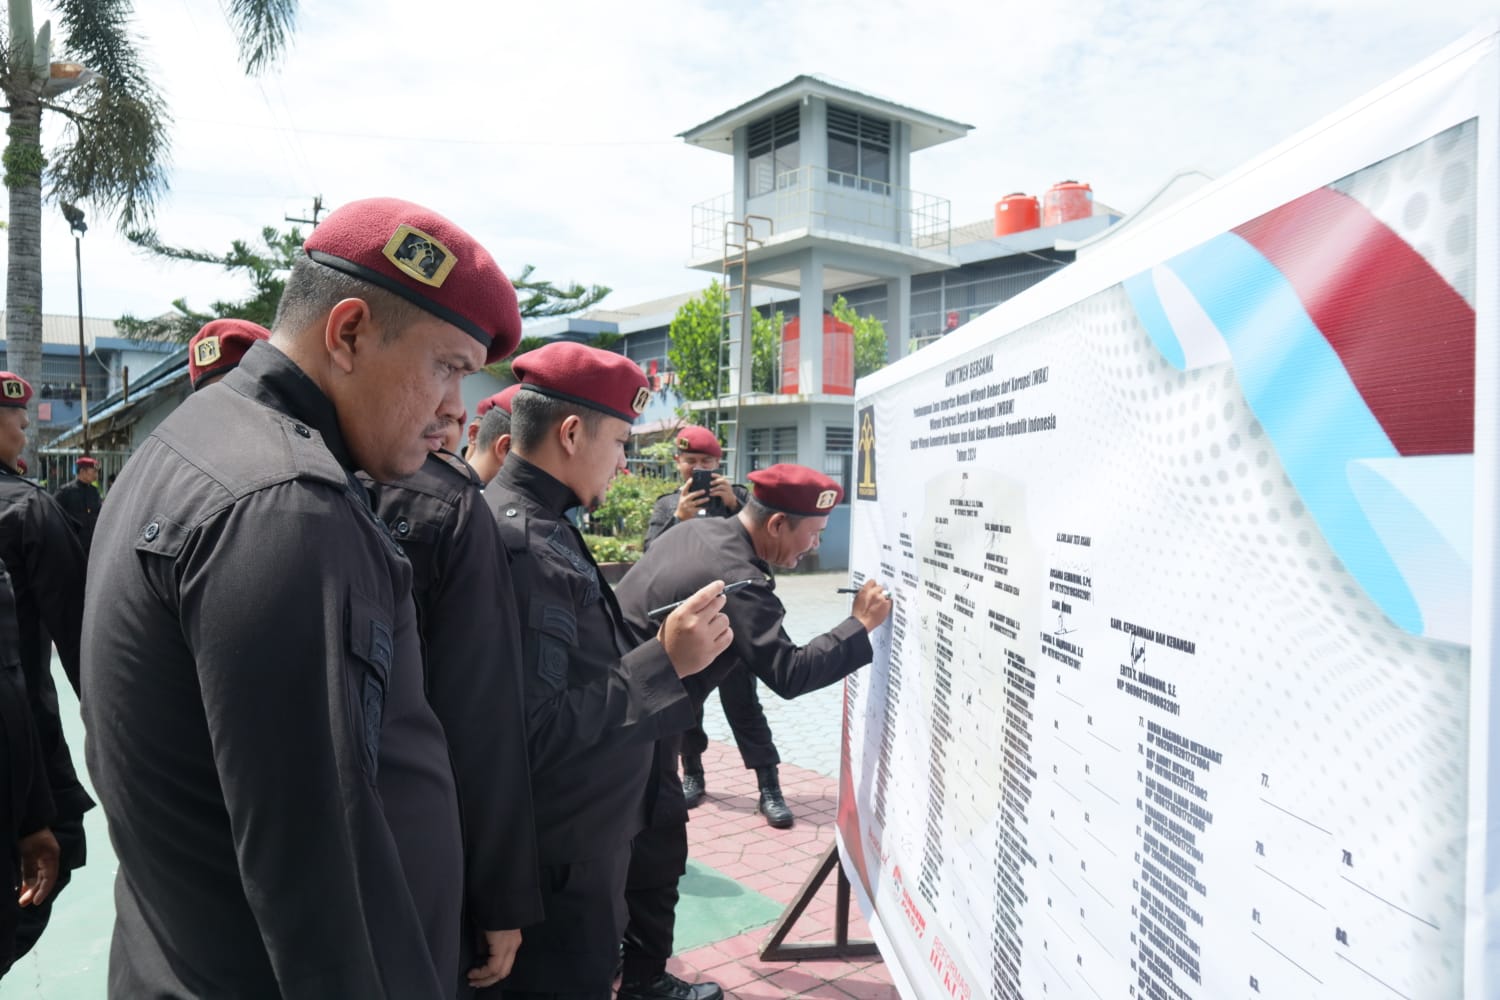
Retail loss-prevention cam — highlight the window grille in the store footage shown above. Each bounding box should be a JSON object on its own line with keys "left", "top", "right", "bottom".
{"left": 823, "top": 425, "right": 853, "bottom": 501}
{"left": 746, "top": 426, "right": 798, "bottom": 471}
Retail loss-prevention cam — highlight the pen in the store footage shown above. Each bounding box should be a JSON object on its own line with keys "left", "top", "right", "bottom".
{"left": 647, "top": 578, "right": 758, "bottom": 619}
{"left": 837, "top": 585, "right": 895, "bottom": 598}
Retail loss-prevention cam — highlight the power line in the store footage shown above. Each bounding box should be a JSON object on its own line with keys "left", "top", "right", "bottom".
{"left": 176, "top": 117, "right": 679, "bottom": 147}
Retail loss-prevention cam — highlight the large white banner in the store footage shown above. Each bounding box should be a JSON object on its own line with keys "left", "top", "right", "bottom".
{"left": 838, "top": 26, "right": 1498, "bottom": 1000}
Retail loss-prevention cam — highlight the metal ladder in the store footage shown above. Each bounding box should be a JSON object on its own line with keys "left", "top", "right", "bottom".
{"left": 712, "top": 215, "right": 770, "bottom": 480}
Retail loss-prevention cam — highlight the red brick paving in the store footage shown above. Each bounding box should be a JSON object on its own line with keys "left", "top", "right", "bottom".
{"left": 668, "top": 741, "right": 899, "bottom": 999}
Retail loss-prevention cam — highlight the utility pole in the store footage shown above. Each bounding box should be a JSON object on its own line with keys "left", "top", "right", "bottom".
{"left": 285, "top": 194, "right": 325, "bottom": 228}
{"left": 62, "top": 202, "right": 90, "bottom": 454}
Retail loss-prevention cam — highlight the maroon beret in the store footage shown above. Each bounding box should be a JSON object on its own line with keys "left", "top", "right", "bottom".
{"left": 304, "top": 198, "right": 521, "bottom": 365}
{"left": 674, "top": 425, "right": 721, "bottom": 459}
{"left": 189, "top": 319, "right": 271, "bottom": 389}
{"left": 76, "top": 456, "right": 99, "bottom": 469}
{"left": 0, "top": 371, "right": 32, "bottom": 408}
{"left": 478, "top": 383, "right": 522, "bottom": 417}
{"left": 747, "top": 464, "right": 844, "bottom": 515}
{"left": 512, "top": 342, "right": 650, "bottom": 423}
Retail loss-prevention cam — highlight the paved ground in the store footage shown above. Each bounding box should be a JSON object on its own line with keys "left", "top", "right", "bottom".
{"left": 699, "top": 570, "right": 853, "bottom": 782}
{"left": 3, "top": 570, "right": 893, "bottom": 998}
{"left": 666, "top": 740, "right": 895, "bottom": 999}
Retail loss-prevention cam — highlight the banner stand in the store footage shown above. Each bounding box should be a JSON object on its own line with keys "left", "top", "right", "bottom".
{"left": 759, "top": 842, "right": 880, "bottom": 961}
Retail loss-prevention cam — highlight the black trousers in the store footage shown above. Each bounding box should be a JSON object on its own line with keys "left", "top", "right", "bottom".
{"left": 680, "top": 667, "right": 779, "bottom": 771}
{"left": 619, "top": 820, "right": 690, "bottom": 984}
{"left": 494, "top": 845, "right": 632, "bottom": 996}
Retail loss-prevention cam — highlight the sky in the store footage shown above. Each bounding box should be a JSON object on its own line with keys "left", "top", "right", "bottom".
{"left": 14, "top": 0, "right": 1495, "bottom": 329}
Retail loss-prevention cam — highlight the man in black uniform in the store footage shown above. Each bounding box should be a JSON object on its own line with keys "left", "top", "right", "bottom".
{"left": 82, "top": 198, "right": 520, "bottom": 997}
{"left": 186, "top": 318, "right": 271, "bottom": 391}
{"left": 0, "top": 561, "right": 60, "bottom": 979}
{"left": 465, "top": 383, "right": 518, "bottom": 485}
{"left": 0, "top": 372, "right": 92, "bottom": 962}
{"left": 643, "top": 426, "right": 791, "bottom": 827}
{"left": 52, "top": 456, "right": 101, "bottom": 554}
{"left": 484, "top": 341, "right": 733, "bottom": 1000}
{"left": 369, "top": 404, "right": 541, "bottom": 992}
{"left": 614, "top": 464, "right": 893, "bottom": 1000}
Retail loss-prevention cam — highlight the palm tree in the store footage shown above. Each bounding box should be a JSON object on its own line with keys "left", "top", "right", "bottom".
{"left": 2, "top": 0, "right": 296, "bottom": 466}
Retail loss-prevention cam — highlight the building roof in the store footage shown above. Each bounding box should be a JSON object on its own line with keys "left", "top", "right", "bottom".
{"left": 578, "top": 285, "right": 800, "bottom": 335}
{"left": 0, "top": 311, "right": 123, "bottom": 350}
{"left": 44, "top": 347, "right": 189, "bottom": 449}
{"left": 679, "top": 74, "right": 973, "bottom": 155}
{"left": 1053, "top": 169, "right": 1213, "bottom": 255}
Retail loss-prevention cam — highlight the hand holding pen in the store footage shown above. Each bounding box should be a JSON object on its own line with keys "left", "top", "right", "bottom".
{"left": 840, "top": 578, "right": 893, "bottom": 632}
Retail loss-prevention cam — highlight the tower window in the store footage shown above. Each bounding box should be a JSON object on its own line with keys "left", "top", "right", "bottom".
{"left": 827, "top": 105, "right": 891, "bottom": 193}
{"left": 747, "top": 106, "right": 800, "bottom": 197}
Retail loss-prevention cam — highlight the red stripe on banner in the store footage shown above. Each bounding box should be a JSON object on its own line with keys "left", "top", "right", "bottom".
{"left": 1233, "top": 186, "right": 1474, "bottom": 456}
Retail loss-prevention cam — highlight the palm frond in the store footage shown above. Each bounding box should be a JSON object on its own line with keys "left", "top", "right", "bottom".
{"left": 223, "top": 0, "right": 297, "bottom": 75}
{"left": 49, "top": 0, "right": 171, "bottom": 227}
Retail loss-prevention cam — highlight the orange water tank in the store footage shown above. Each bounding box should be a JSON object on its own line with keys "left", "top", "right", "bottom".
{"left": 994, "top": 193, "right": 1040, "bottom": 236}
{"left": 780, "top": 314, "right": 855, "bottom": 395}
{"left": 1042, "top": 180, "right": 1093, "bottom": 226}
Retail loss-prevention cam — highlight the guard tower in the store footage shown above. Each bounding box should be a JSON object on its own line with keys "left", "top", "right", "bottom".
{"left": 680, "top": 75, "right": 972, "bottom": 498}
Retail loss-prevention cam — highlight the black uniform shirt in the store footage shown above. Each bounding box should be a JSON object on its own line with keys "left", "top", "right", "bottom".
{"left": 370, "top": 452, "right": 543, "bottom": 931}
{"left": 53, "top": 478, "right": 102, "bottom": 553}
{"left": 642, "top": 482, "right": 749, "bottom": 550}
{"left": 81, "top": 344, "right": 460, "bottom": 999}
{"left": 616, "top": 515, "right": 873, "bottom": 825}
{"left": 0, "top": 464, "right": 92, "bottom": 822}
{"left": 485, "top": 456, "right": 693, "bottom": 865}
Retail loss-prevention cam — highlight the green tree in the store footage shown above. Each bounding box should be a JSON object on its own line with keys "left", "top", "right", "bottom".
{"left": 484, "top": 335, "right": 547, "bottom": 384}
{"left": 510, "top": 264, "right": 610, "bottom": 321}
{"left": 116, "top": 219, "right": 612, "bottom": 364}
{"left": 4, "top": 0, "right": 297, "bottom": 465}
{"left": 666, "top": 280, "right": 784, "bottom": 401}
{"left": 115, "top": 224, "right": 303, "bottom": 341}
{"left": 831, "top": 294, "right": 889, "bottom": 379}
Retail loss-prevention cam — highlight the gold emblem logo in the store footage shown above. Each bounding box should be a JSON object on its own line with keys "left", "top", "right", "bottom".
{"left": 816, "top": 489, "right": 838, "bottom": 510}
{"left": 1, "top": 379, "right": 24, "bottom": 399}
{"left": 632, "top": 387, "right": 651, "bottom": 415}
{"left": 382, "top": 224, "right": 458, "bottom": 288}
{"left": 856, "top": 405, "right": 878, "bottom": 500}
{"left": 194, "top": 336, "right": 222, "bottom": 367}
{"left": 677, "top": 434, "right": 690, "bottom": 450}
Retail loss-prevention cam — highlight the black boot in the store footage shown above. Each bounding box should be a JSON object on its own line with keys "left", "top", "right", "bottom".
{"left": 755, "top": 766, "right": 794, "bottom": 829}
{"left": 681, "top": 753, "right": 706, "bottom": 809}
{"left": 618, "top": 971, "right": 724, "bottom": 1000}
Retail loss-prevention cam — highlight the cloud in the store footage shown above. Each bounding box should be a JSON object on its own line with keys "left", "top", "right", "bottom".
{"left": 7, "top": 0, "right": 1492, "bottom": 323}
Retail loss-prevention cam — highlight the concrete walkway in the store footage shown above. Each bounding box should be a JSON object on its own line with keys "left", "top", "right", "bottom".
{"left": 2, "top": 570, "right": 897, "bottom": 998}
{"left": 667, "top": 739, "right": 896, "bottom": 999}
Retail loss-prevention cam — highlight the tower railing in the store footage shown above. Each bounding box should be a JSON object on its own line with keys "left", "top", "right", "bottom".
{"left": 688, "top": 171, "right": 950, "bottom": 260}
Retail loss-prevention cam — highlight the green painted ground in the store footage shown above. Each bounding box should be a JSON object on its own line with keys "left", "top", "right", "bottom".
{"left": 672, "top": 859, "right": 784, "bottom": 954}
{"left": 1, "top": 660, "right": 110, "bottom": 999}
{"left": 0, "top": 660, "right": 783, "bottom": 996}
